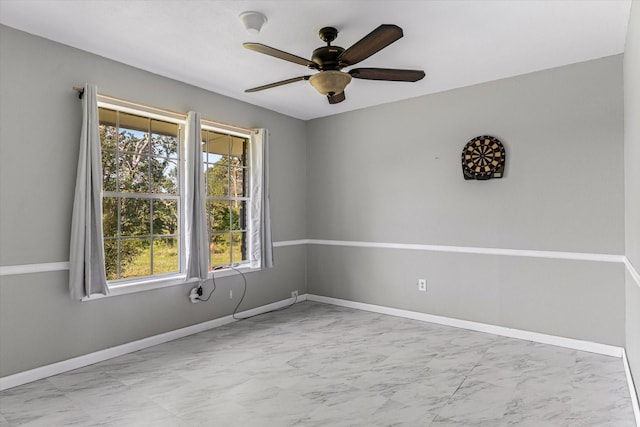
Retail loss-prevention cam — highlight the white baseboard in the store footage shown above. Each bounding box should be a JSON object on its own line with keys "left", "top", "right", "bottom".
{"left": 0, "top": 294, "right": 307, "bottom": 391}
{"left": 306, "top": 294, "right": 623, "bottom": 358}
{"left": 309, "top": 295, "right": 640, "bottom": 415}
{"left": 0, "top": 292, "right": 628, "bottom": 394}
{"left": 623, "top": 349, "right": 640, "bottom": 426}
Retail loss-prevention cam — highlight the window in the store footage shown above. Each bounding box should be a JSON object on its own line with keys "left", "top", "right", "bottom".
{"left": 99, "top": 108, "right": 181, "bottom": 281}
{"left": 99, "top": 106, "right": 255, "bottom": 285}
{"left": 201, "top": 129, "right": 250, "bottom": 269}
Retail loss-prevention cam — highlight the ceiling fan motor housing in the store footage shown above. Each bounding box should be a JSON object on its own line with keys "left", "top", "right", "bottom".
{"left": 312, "top": 46, "right": 345, "bottom": 70}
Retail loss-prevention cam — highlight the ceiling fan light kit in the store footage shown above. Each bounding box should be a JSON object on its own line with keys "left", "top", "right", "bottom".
{"left": 309, "top": 71, "right": 352, "bottom": 95}
{"left": 243, "top": 24, "right": 425, "bottom": 104}
{"left": 239, "top": 11, "right": 268, "bottom": 34}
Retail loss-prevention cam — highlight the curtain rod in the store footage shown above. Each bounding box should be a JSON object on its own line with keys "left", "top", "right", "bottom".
{"left": 73, "top": 86, "right": 258, "bottom": 134}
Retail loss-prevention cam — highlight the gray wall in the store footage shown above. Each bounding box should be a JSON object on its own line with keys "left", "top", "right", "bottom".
{"left": 306, "top": 55, "right": 626, "bottom": 346}
{"left": 624, "top": 1, "right": 640, "bottom": 399}
{"left": 0, "top": 26, "right": 307, "bottom": 377}
{"left": 0, "top": 21, "right": 633, "bottom": 381}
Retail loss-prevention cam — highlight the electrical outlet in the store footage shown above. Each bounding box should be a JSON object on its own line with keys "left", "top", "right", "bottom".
{"left": 418, "top": 279, "right": 427, "bottom": 292}
{"left": 291, "top": 290, "right": 298, "bottom": 298}
{"left": 189, "top": 287, "right": 201, "bottom": 303}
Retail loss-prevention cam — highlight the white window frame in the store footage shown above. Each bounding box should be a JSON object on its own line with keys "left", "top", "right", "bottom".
{"left": 201, "top": 123, "right": 252, "bottom": 271}
{"left": 94, "top": 100, "right": 259, "bottom": 299}
{"left": 99, "top": 103, "right": 185, "bottom": 285}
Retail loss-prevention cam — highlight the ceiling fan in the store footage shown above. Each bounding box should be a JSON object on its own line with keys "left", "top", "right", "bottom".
{"left": 243, "top": 24, "right": 425, "bottom": 104}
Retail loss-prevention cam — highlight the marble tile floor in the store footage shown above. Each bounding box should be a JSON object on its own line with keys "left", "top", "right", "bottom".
{"left": 0, "top": 301, "right": 636, "bottom": 426}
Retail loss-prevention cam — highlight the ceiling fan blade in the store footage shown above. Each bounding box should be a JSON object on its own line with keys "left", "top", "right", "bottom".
{"left": 327, "top": 91, "right": 346, "bottom": 104}
{"left": 243, "top": 43, "right": 318, "bottom": 69}
{"left": 349, "top": 68, "right": 425, "bottom": 82}
{"left": 338, "top": 25, "right": 403, "bottom": 67}
{"left": 245, "top": 76, "right": 311, "bottom": 93}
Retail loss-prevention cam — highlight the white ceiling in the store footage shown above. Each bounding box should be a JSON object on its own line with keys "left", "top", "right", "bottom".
{"left": 0, "top": 0, "right": 632, "bottom": 120}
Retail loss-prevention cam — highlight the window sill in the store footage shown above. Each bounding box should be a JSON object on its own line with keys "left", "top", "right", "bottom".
{"left": 81, "top": 265, "right": 260, "bottom": 302}
{"left": 209, "top": 265, "right": 261, "bottom": 279}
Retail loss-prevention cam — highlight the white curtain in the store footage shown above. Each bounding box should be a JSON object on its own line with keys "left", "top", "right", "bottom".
{"left": 69, "top": 84, "right": 109, "bottom": 300}
{"left": 184, "top": 111, "right": 209, "bottom": 280}
{"left": 249, "top": 129, "right": 274, "bottom": 269}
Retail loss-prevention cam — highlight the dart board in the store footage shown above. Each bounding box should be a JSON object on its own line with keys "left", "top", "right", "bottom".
{"left": 461, "top": 135, "right": 506, "bottom": 180}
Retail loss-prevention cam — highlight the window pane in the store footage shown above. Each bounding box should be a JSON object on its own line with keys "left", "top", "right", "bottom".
{"left": 204, "top": 131, "right": 230, "bottom": 156}
{"left": 120, "top": 238, "right": 151, "bottom": 278}
{"left": 205, "top": 162, "right": 229, "bottom": 197}
{"left": 118, "top": 129, "right": 148, "bottom": 155}
{"left": 151, "top": 120, "right": 178, "bottom": 158}
{"left": 210, "top": 232, "right": 230, "bottom": 267}
{"left": 153, "top": 237, "right": 179, "bottom": 274}
{"left": 153, "top": 199, "right": 178, "bottom": 235}
{"left": 203, "top": 152, "right": 223, "bottom": 166}
{"left": 230, "top": 166, "right": 245, "bottom": 198}
{"left": 121, "top": 198, "right": 150, "bottom": 236}
{"left": 103, "top": 197, "right": 119, "bottom": 237}
{"left": 102, "top": 149, "right": 118, "bottom": 192}
{"left": 104, "top": 239, "right": 118, "bottom": 280}
{"left": 230, "top": 200, "right": 246, "bottom": 231}
{"left": 100, "top": 123, "right": 117, "bottom": 151}
{"left": 119, "top": 112, "right": 149, "bottom": 137}
{"left": 119, "top": 153, "right": 150, "bottom": 193}
{"left": 118, "top": 114, "right": 149, "bottom": 156}
{"left": 151, "top": 157, "right": 178, "bottom": 194}
{"left": 231, "top": 232, "right": 247, "bottom": 263}
{"left": 207, "top": 200, "right": 230, "bottom": 232}
{"left": 205, "top": 199, "right": 214, "bottom": 231}
{"left": 230, "top": 136, "right": 246, "bottom": 158}
{"left": 99, "top": 108, "right": 117, "bottom": 128}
